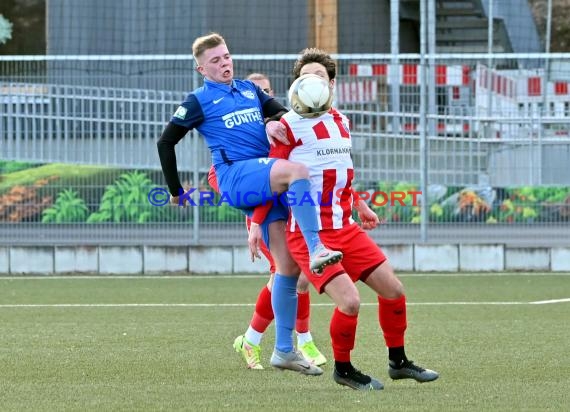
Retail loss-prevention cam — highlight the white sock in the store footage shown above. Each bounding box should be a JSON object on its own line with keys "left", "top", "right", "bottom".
{"left": 296, "top": 331, "right": 313, "bottom": 346}
{"left": 245, "top": 327, "right": 263, "bottom": 346}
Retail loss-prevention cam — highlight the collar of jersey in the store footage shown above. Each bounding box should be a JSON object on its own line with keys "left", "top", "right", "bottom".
{"left": 204, "top": 78, "right": 235, "bottom": 93}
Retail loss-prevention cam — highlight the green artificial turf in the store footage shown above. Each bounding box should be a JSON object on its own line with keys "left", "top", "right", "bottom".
{"left": 0, "top": 273, "right": 568, "bottom": 411}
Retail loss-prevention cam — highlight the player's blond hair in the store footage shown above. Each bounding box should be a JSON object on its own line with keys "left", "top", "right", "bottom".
{"left": 192, "top": 33, "right": 226, "bottom": 62}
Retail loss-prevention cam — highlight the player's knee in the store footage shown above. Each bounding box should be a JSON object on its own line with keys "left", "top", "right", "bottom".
{"left": 339, "top": 295, "right": 360, "bottom": 316}
{"left": 373, "top": 262, "right": 405, "bottom": 299}
{"left": 288, "top": 161, "right": 309, "bottom": 181}
{"left": 393, "top": 281, "right": 405, "bottom": 298}
{"left": 384, "top": 278, "right": 405, "bottom": 299}
{"left": 274, "top": 257, "right": 301, "bottom": 276}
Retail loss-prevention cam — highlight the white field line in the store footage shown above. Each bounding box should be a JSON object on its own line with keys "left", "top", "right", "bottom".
{"left": 2, "top": 300, "right": 569, "bottom": 308}
{"left": 529, "top": 298, "right": 570, "bottom": 305}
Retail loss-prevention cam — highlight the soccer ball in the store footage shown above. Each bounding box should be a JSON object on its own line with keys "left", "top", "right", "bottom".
{"left": 288, "top": 73, "right": 333, "bottom": 118}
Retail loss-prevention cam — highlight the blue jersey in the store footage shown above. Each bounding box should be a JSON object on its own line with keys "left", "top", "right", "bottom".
{"left": 170, "top": 78, "right": 273, "bottom": 166}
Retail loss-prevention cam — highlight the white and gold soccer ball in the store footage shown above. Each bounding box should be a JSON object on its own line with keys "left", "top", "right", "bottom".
{"left": 288, "top": 73, "right": 333, "bottom": 118}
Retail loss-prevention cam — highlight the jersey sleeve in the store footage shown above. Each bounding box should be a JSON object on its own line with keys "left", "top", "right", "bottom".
{"left": 250, "top": 82, "right": 272, "bottom": 105}
{"left": 268, "top": 118, "right": 296, "bottom": 159}
{"left": 157, "top": 122, "right": 190, "bottom": 196}
{"left": 169, "top": 93, "right": 204, "bottom": 129}
{"left": 250, "top": 201, "right": 273, "bottom": 225}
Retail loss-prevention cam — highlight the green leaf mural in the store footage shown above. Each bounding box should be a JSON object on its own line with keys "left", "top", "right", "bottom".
{"left": 41, "top": 189, "right": 89, "bottom": 223}
{"left": 87, "top": 171, "right": 157, "bottom": 223}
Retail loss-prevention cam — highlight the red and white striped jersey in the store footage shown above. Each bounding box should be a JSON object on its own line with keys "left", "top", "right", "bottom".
{"left": 271, "top": 107, "right": 355, "bottom": 231}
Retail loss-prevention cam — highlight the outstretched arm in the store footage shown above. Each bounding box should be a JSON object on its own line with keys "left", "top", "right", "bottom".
{"left": 157, "top": 122, "right": 189, "bottom": 198}
{"left": 158, "top": 95, "right": 204, "bottom": 205}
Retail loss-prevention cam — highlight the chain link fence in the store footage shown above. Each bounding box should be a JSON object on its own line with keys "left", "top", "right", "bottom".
{"left": 1, "top": 53, "right": 569, "bottom": 246}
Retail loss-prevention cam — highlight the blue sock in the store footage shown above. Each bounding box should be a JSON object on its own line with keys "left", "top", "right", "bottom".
{"left": 288, "top": 179, "right": 321, "bottom": 255}
{"left": 271, "top": 273, "right": 298, "bottom": 353}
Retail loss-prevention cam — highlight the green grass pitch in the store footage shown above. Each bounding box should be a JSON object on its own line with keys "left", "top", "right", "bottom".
{"left": 1, "top": 273, "right": 569, "bottom": 411}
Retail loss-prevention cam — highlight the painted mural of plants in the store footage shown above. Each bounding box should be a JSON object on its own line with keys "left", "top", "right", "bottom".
{"left": 361, "top": 181, "right": 570, "bottom": 224}
{"left": 41, "top": 189, "right": 89, "bottom": 223}
{"left": 497, "top": 186, "right": 570, "bottom": 223}
{"left": 497, "top": 199, "right": 537, "bottom": 223}
{"left": 365, "top": 182, "right": 419, "bottom": 223}
{"left": 87, "top": 171, "right": 155, "bottom": 223}
{"left": 86, "top": 171, "right": 191, "bottom": 223}
{"left": 1, "top": 159, "right": 567, "bottom": 225}
{"left": 0, "top": 177, "right": 57, "bottom": 222}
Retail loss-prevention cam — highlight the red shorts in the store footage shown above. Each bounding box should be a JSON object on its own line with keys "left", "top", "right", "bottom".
{"left": 287, "top": 223, "right": 387, "bottom": 293}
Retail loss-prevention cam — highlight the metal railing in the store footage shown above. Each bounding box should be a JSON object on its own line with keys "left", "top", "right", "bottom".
{"left": 1, "top": 53, "right": 569, "bottom": 246}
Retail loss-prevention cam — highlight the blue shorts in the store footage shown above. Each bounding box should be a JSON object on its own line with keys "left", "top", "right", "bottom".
{"left": 215, "top": 158, "right": 279, "bottom": 210}
{"left": 215, "top": 158, "right": 289, "bottom": 249}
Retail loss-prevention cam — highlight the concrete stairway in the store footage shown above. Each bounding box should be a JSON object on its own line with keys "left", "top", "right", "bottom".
{"left": 400, "top": 0, "right": 513, "bottom": 54}
{"left": 436, "top": 0, "right": 512, "bottom": 53}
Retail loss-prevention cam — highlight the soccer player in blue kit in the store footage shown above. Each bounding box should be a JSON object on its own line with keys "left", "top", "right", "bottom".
{"left": 156, "top": 33, "right": 341, "bottom": 375}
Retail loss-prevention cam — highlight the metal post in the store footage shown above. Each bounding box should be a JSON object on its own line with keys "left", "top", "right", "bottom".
{"left": 545, "top": 0, "right": 552, "bottom": 55}
{"left": 427, "top": 0, "right": 437, "bottom": 138}
{"left": 419, "top": 0, "right": 428, "bottom": 242}
{"left": 390, "top": 0, "right": 400, "bottom": 134}
{"left": 486, "top": 0, "right": 494, "bottom": 122}
{"left": 539, "top": 0, "right": 553, "bottom": 185}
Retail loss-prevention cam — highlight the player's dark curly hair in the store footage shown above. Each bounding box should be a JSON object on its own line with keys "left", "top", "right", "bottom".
{"left": 292, "top": 48, "right": 336, "bottom": 80}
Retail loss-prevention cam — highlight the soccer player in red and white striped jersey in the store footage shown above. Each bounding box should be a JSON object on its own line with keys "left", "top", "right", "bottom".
{"left": 249, "top": 48, "right": 439, "bottom": 390}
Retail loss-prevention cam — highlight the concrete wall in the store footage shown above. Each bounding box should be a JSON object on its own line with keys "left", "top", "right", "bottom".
{"left": 0, "top": 244, "right": 569, "bottom": 275}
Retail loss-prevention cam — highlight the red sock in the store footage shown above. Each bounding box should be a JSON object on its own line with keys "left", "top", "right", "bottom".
{"left": 250, "top": 286, "right": 274, "bottom": 333}
{"left": 378, "top": 295, "right": 407, "bottom": 348}
{"left": 295, "top": 291, "right": 310, "bottom": 333}
{"left": 330, "top": 307, "right": 358, "bottom": 362}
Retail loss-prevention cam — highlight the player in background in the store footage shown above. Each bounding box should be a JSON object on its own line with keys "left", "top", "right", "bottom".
{"left": 244, "top": 72, "right": 273, "bottom": 97}
{"left": 249, "top": 48, "right": 439, "bottom": 390}
{"left": 157, "top": 33, "right": 341, "bottom": 376}
{"left": 208, "top": 72, "right": 326, "bottom": 369}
